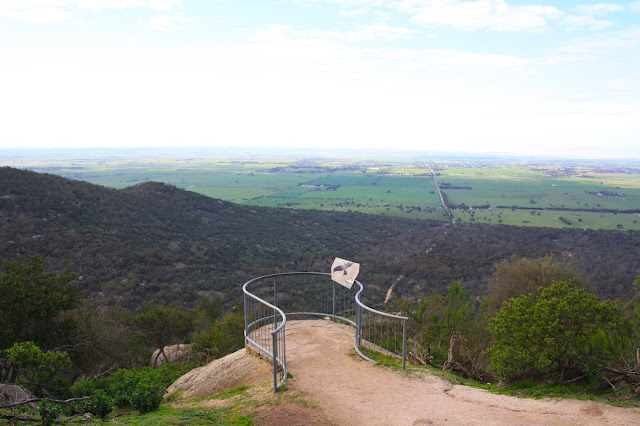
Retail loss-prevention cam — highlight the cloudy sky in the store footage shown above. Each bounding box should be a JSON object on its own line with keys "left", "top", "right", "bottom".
{"left": 1, "top": 1, "right": 639, "bottom": 158}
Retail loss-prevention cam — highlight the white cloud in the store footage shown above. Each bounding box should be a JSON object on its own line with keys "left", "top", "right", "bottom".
{"left": 148, "top": 0, "right": 181, "bottom": 11}
{"left": 77, "top": 0, "right": 145, "bottom": 12}
{"left": 0, "top": 0, "right": 181, "bottom": 22}
{"left": 563, "top": 15, "right": 613, "bottom": 31}
{"left": 383, "top": 48, "right": 528, "bottom": 67}
{"left": 340, "top": 8, "right": 369, "bottom": 17}
{"left": 140, "top": 12, "right": 186, "bottom": 30}
{"left": 576, "top": 3, "right": 624, "bottom": 15}
{"left": 305, "top": 24, "right": 416, "bottom": 42}
{"left": 556, "top": 30, "right": 640, "bottom": 57}
{"left": 407, "top": 0, "right": 564, "bottom": 32}
{"left": 631, "top": 1, "right": 640, "bottom": 12}
{"left": 0, "top": 5, "right": 73, "bottom": 22}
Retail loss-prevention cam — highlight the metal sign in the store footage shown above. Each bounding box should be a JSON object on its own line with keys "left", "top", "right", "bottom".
{"left": 331, "top": 257, "right": 360, "bottom": 289}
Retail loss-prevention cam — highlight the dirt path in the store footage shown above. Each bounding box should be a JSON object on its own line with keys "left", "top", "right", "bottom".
{"left": 285, "top": 320, "right": 640, "bottom": 426}
{"left": 384, "top": 275, "right": 403, "bottom": 304}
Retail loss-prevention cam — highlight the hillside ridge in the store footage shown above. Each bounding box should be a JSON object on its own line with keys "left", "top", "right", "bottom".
{"left": 1, "top": 166, "right": 639, "bottom": 310}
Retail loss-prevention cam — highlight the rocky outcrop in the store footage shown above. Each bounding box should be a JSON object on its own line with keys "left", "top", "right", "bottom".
{"left": 166, "top": 348, "right": 271, "bottom": 399}
{"left": 149, "top": 344, "right": 192, "bottom": 368}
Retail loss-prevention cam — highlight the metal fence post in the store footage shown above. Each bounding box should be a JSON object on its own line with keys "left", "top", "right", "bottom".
{"left": 332, "top": 281, "right": 336, "bottom": 321}
{"left": 356, "top": 303, "right": 361, "bottom": 345}
{"left": 273, "top": 278, "right": 277, "bottom": 329}
{"left": 243, "top": 292, "right": 248, "bottom": 340}
{"left": 272, "top": 332, "right": 278, "bottom": 393}
{"left": 402, "top": 318, "right": 407, "bottom": 370}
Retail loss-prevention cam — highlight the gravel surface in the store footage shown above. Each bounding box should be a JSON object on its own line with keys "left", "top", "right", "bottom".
{"left": 285, "top": 320, "right": 640, "bottom": 426}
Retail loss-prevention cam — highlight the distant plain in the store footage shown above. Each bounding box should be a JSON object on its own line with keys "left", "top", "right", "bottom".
{"left": 4, "top": 151, "right": 640, "bottom": 231}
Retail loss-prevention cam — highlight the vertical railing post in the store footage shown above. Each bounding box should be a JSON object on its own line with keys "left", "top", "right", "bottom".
{"left": 243, "top": 292, "right": 248, "bottom": 341}
{"left": 402, "top": 318, "right": 407, "bottom": 370}
{"left": 332, "top": 281, "right": 336, "bottom": 321}
{"left": 273, "top": 278, "right": 277, "bottom": 329}
{"left": 356, "top": 303, "right": 361, "bottom": 345}
{"left": 272, "top": 332, "right": 278, "bottom": 393}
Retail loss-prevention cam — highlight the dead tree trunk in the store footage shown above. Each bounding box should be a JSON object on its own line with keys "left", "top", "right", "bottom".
{"left": 443, "top": 331, "right": 462, "bottom": 371}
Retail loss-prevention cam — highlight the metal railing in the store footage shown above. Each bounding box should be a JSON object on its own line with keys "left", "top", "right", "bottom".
{"left": 243, "top": 272, "right": 408, "bottom": 392}
{"left": 355, "top": 284, "right": 408, "bottom": 369}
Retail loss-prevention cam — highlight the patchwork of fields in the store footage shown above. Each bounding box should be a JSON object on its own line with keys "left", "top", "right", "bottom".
{"left": 7, "top": 154, "right": 640, "bottom": 231}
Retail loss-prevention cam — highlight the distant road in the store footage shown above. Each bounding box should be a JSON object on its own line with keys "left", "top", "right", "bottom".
{"left": 428, "top": 164, "right": 455, "bottom": 224}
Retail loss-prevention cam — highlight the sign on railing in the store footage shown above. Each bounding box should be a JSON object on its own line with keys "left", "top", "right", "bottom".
{"left": 331, "top": 257, "right": 360, "bottom": 289}
{"left": 243, "top": 271, "right": 407, "bottom": 393}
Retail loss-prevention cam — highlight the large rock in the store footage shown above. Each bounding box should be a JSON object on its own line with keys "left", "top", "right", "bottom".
{"left": 149, "top": 344, "right": 192, "bottom": 368}
{"left": 166, "top": 348, "right": 272, "bottom": 399}
{"left": 0, "top": 384, "right": 37, "bottom": 408}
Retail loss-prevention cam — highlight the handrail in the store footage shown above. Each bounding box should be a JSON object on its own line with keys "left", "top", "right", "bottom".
{"left": 243, "top": 272, "right": 408, "bottom": 392}
{"left": 243, "top": 275, "right": 288, "bottom": 392}
{"left": 354, "top": 284, "right": 408, "bottom": 369}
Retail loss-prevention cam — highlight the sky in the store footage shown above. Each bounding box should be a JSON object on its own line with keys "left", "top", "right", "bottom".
{"left": 0, "top": 1, "right": 639, "bottom": 159}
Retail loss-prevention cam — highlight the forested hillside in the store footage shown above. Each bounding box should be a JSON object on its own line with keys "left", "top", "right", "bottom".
{"left": 1, "top": 166, "right": 638, "bottom": 310}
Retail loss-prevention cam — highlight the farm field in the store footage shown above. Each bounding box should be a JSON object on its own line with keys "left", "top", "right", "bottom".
{"left": 4, "top": 151, "right": 640, "bottom": 231}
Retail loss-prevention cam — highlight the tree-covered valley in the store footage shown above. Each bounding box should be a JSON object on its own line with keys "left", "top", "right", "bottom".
{"left": 1, "top": 166, "right": 638, "bottom": 309}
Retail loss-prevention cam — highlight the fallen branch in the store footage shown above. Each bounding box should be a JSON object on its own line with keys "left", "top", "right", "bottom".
{"left": 562, "top": 374, "right": 588, "bottom": 385}
{"left": 589, "top": 374, "right": 626, "bottom": 392}
{"left": 0, "top": 413, "right": 42, "bottom": 422}
{"left": 0, "top": 396, "right": 88, "bottom": 410}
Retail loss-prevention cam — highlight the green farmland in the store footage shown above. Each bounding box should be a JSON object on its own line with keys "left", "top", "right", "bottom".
{"left": 5, "top": 152, "right": 640, "bottom": 231}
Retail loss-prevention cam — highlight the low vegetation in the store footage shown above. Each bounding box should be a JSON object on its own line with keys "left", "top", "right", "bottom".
{"left": 393, "top": 257, "right": 640, "bottom": 403}
{"left": 0, "top": 256, "right": 245, "bottom": 422}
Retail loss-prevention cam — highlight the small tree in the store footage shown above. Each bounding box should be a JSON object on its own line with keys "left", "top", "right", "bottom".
{"left": 3, "top": 341, "right": 71, "bottom": 395}
{"left": 133, "top": 306, "right": 194, "bottom": 367}
{"left": 192, "top": 306, "right": 244, "bottom": 364}
{"left": 0, "top": 256, "right": 79, "bottom": 350}
{"left": 488, "top": 281, "right": 621, "bottom": 384}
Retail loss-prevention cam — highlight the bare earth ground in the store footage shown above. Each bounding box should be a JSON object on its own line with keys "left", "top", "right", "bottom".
{"left": 280, "top": 320, "right": 640, "bottom": 426}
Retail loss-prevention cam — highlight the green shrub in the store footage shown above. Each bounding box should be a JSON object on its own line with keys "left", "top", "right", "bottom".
{"left": 192, "top": 308, "right": 246, "bottom": 363}
{"left": 38, "top": 398, "right": 62, "bottom": 426}
{"left": 77, "top": 389, "right": 114, "bottom": 419}
{"left": 70, "top": 363, "right": 183, "bottom": 415}
{"left": 129, "top": 376, "right": 165, "bottom": 413}
{"left": 488, "top": 281, "right": 622, "bottom": 383}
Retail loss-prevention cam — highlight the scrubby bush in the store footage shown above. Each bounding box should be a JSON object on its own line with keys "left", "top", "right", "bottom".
{"left": 128, "top": 376, "right": 165, "bottom": 413}
{"left": 488, "top": 281, "right": 621, "bottom": 384}
{"left": 192, "top": 307, "right": 244, "bottom": 363}
{"left": 71, "top": 389, "right": 114, "bottom": 419}
{"left": 38, "top": 398, "right": 62, "bottom": 426}
{"left": 70, "top": 363, "right": 183, "bottom": 415}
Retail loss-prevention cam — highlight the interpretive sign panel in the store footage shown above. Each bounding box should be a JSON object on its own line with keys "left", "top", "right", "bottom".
{"left": 331, "top": 257, "right": 360, "bottom": 289}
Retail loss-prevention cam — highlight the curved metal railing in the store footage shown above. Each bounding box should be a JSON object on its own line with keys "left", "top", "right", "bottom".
{"left": 243, "top": 272, "right": 408, "bottom": 392}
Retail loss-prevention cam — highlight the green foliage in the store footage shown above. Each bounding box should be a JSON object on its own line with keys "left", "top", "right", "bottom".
{"left": 73, "top": 389, "right": 114, "bottom": 419}
{"left": 71, "top": 363, "right": 183, "bottom": 415}
{"left": 134, "top": 306, "right": 195, "bottom": 367}
{"left": 488, "top": 281, "right": 622, "bottom": 383}
{"left": 0, "top": 256, "right": 79, "bottom": 350}
{"left": 107, "top": 405, "right": 254, "bottom": 425}
{"left": 129, "top": 376, "right": 165, "bottom": 413}
{"left": 400, "top": 281, "right": 475, "bottom": 364}
{"left": 38, "top": 398, "right": 62, "bottom": 426}
{"left": 4, "top": 341, "right": 70, "bottom": 393}
{"left": 192, "top": 307, "right": 245, "bottom": 363}
{"left": 212, "top": 385, "right": 249, "bottom": 400}
{"left": 68, "top": 306, "right": 148, "bottom": 379}
{"left": 394, "top": 281, "right": 491, "bottom": 379}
